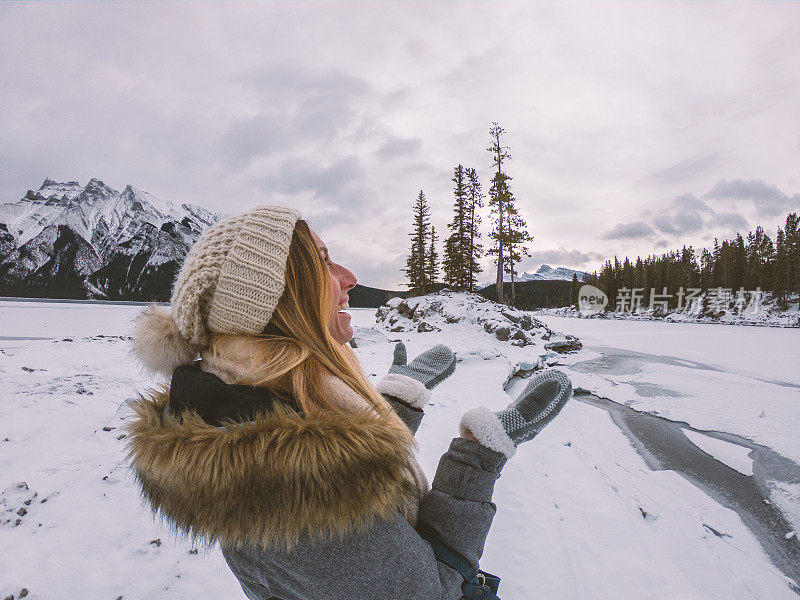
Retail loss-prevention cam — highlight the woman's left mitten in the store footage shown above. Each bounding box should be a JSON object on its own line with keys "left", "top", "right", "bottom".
{"left": 459, "top": 369, "right": 573, "bottom": 459}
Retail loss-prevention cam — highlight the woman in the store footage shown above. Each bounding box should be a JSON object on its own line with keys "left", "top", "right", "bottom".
{"left": 126, "top": 204, "right": 572, "bottom": 600}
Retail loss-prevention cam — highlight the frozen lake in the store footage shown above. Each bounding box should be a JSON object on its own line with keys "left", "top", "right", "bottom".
{"left": 533, "top": 314, "right": 800, "bottom": 387}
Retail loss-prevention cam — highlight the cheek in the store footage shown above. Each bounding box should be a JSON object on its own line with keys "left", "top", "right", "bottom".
{"left": 330, "top": 278, "right": 339, "bottom": 302}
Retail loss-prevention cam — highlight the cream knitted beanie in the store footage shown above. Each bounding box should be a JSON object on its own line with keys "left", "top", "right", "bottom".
{"left": 130, "top": 204, "right": 302, "bottom": 377}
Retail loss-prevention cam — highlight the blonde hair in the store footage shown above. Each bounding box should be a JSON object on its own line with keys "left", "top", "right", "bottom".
{"left": 207, "top": 219, "right": 396, "bottom": 419}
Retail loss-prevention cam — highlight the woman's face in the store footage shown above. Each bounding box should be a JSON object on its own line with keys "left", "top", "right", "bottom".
{"left": 310, "top": 228, "right": 357, "bottom": 345}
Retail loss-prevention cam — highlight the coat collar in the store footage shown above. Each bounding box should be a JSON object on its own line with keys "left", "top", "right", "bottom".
{"left": 167, "top": 362, "right": 297, "bottom": 426}
{"left": 125, "top": 364, "right": 424, "bottom": 552}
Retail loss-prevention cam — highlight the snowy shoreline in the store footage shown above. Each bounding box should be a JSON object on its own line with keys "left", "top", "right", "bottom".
{"left": 533, "top": 300, "right": 800, "bottom": 328}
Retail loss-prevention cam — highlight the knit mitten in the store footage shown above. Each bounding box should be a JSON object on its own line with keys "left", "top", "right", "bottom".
{"left": 375, "top": 342, "right": 456, "bottom": 409}
{"left": 459, "top": 369, "right": 573, "bottom": 459}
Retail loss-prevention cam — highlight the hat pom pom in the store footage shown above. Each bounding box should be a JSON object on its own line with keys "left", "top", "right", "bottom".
{"left": 129, "top": 304, "right": 197, "bottom": 377}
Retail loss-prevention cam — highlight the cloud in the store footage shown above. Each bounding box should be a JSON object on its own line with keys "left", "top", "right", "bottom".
{"left": 652, "top": 193, "right": 712, "bottom": 235}
{"left": 243, "top": 64, "right": 371, "bottom": 98}
{"left": 638, "top": 154, "right": 725, "bottom": 187}
{"left": 291, "top": 91, "right": 360, "bottom": 142}
{"left": 522, "top": 247, "right": 605, "bottom": 269}
{"left": 647, "top": 192, "right": 750, "bottom": 238}
{"left": 602, "top": 221, "right": 655, "bottom": 240}
{"left": 711, "top": 211, "right": 749, "bottom": 232}
{"left": 704, "top": 179, "right": 800, "bottom": 216}
{"left": 254, "top": 154, "right": 380, "bottom": 229}
{"left": 375, "top": 135, "right": 422, "bottom": 160}
{"left": 257, "top": 154, "right": 364, "bottom": 198}
{"left": 653, "top": 211, "right": 701, "bottom": 235}
{"left": 218, "top": 112, "right": 288, "bottom": 169}
{"left": 217, "top": 67, "right": 370, "bottom": 171}
{"left": 200, "top": 63, "right": 379, "bottom": 174}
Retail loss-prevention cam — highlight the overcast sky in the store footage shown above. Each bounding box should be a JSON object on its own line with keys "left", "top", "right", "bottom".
{"left": 1, "top": 2, "right": 799, "bottom": 289}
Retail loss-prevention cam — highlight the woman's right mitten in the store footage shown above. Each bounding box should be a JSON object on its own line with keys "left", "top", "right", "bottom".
{"left": 459, "top": 369, "right": 573, "bottom": 459}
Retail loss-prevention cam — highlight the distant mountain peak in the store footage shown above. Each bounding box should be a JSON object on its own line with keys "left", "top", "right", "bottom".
{"left": 86, "top": 178, "right": 111, "bottom": 189}
{"left": 0, "top": 177, "right": 223, "bottom": 300}
{"left": 38, "top": 178, "right": 83, "bottom": 192}
{"left": 477, "top": 263, "right": 589, "bottom": 289}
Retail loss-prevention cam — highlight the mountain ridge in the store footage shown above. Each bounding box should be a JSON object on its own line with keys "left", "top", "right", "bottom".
{"left": 477, "top": 263, "right": 588, "bottom": 289}
{"left": 0, "top": 178, "right": 221, "bottom": 300}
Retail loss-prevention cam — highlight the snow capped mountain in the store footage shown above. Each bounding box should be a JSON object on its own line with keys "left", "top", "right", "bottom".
{"left": 477, "top": 264, "right": 588, "bottom": 289}
{"left": 524, "top": 264, "right": 588, "bottom": 282}
{"left": 0, "top": 178, "right": 221, "bottom": 300}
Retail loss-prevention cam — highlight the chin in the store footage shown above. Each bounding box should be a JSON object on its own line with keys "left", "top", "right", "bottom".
{"left": 337, "top": 327, "right": 354, "bottom": 345}
{"left": 332, "top": 312, "right": 353, "bottom": 345}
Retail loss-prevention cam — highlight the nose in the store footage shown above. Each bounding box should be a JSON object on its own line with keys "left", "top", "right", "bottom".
{"left": 338, "top": 264, "right": 357, "bottom": 292}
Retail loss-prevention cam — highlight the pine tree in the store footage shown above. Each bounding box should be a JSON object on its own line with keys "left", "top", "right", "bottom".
{"left": 747, "top": 226, "right": 775, "bottom": 292}
{"left": 760, "top": 226, "right": 776, "bottom": 292}
{"left": 732, "top": 233, "right": 747, "bottom": 291}
{"left": 700, "top": 247, "right": 713, "bottom": 289}
{"left": 785, "top": 213, "right": 800, "bottom": 307}
{"left": 487, "top": 122, "right": 511, "bottom": 303}
{"left": 443, "top": 165, "right": 469, "bottom": 289}
{"left": 502, "top": 193, "right": 533, "bottom": 307}
{"left": 426, "top": 225, "right": 439, "bottom": 286}
{"left": 487, "top": 170, "right": 532, "bottom": 307}
{"left": 712, "top": 238, "right": 722, "bottom": 288}
{"left": 403, "top": 190, "right": 431, "bottom": 295}
{"left": 680, "top": 245, "right": 700, "bottom": 290}
{"left": 570, "top": 273, "right": 580, "bottom": 308}
{"left": 465, "top": 167, "right": 484, "bottom": 292}
{"left": 774, "top": 227, "right": 788, "bottom": 308}
{"left": 487, "top": 171, "right": 510, "bottom": 301}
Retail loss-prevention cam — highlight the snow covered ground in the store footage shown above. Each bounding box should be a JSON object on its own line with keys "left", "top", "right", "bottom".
{"left": 2, "top": 296, "right": 799, "bottom": 599}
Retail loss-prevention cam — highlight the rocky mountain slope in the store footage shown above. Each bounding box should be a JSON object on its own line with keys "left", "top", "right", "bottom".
{"left": 0, "top": 179, "right": 220, "bottom": 300}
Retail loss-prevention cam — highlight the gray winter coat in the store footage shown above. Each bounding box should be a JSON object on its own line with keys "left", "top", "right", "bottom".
{"left": 126, "top": 363, "right": 508, "bottom": 600}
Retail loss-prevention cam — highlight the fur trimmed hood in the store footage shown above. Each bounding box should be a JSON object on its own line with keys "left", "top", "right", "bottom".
{"left": 125, "top": 365, "right": 428, "bottom": 552}
{"left": 126, "top": 386, "right": 423, "bottom": 552}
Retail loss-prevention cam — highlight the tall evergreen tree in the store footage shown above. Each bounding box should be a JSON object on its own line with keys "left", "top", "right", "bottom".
{"left": 711, "top": 238, "right": 722, "bottom": 288}
{"left": 732, "top": 233, "right": 747, "bottom": 291}
{"left": 443, "top": 165, "right": 469, "bottom": 289}
{"left": 487, "top": 171, "right": 511, "bottom": 301}
{"left": 426, "top": 225, "right": 440, "bottom": 286}
{"left": 487, "top": 170, "right": 532, "bottom": 307}
{"left": 785, "top": 212, "right": 800, "bottom": 307}
{"left": 403, "top": 190, "right": 431, "bottom": 294}
{"left": 680, "top": 245, "right": 700, "bottom": 289}
{"left": 570, "top": 273, "right": 580, "bottom": 308}
{"left": 700, "top": 247, "right": 713, "bottom": 289}
{"left": 502, "top": 193, "right": 534, "bottom": 307}
{"left": 746, "top": 226, "right": 775, "bottom": 292}
{"left": 465, "top": 167, "right": 484, "bottom": 292}
{"left": 775, "top": 227, "right": 788, "bottom": 307}
{"left": 487, "top": 122, "right": 511, "bottom": 303}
